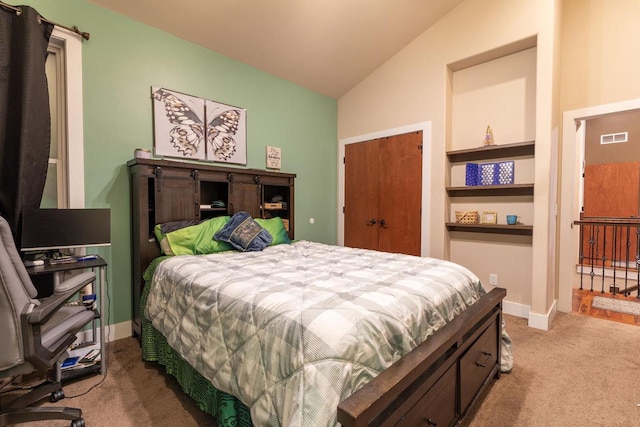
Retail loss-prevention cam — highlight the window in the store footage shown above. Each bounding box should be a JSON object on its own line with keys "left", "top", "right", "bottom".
{"left": 43, "top": 27, "right": 85, "bottom": 209}
{"left": 43, "top": 38, "right": 67, "bottom": 207}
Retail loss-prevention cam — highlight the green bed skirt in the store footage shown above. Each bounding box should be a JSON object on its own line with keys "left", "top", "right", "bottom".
{"left": 140, "top": 278, "right": 253, "bottom": 427}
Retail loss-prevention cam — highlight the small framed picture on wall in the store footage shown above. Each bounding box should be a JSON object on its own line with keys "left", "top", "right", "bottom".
{"left": 481, "top": 211, "right": 498, "bottom": 224}
{"left": 266, "top": 146, "right": 281, "bottom": 170}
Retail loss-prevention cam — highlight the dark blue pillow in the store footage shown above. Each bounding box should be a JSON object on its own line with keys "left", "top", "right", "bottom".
{"left": 214, "top": 211, "right": 272, "bottom": 252}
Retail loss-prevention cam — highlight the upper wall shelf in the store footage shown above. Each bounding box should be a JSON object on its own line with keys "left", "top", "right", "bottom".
{"left": 446, "top": 141, "right": 535, "bottom": 163}
{"left": 446, "top": 183, "right": 534, "bottom": 197}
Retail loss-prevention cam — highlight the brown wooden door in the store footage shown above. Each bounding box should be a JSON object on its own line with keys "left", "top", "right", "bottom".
{"left": 344, "top": 131, "right": 422, "bottom": 256}
{"left": 345, "top": 139, "right": 380, "bottom": 250}
{"left": 378, "top": 132, "right": 422, "bottom": 256}
{"left": 583, "top": 162, "right": 640, "bottom": 217}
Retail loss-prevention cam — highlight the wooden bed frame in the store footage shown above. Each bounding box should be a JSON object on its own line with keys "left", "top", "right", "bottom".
{"left": 129, "top": 159, "right": 506, "bottom": 427}
{"left": 338, "top": 287, "right": 505, "bottom": 426}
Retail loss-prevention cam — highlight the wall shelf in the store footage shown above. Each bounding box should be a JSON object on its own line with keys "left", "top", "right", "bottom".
{"left": 446, "top": 141, "right": 535, "bottom": 163}
{"left": 446, "top": 141, "right": 535, "bottom": 236}
{"left": 445, "top": 222, "right": 533, "bottom": 235}
{"left": 446, "top": 184, "right": 534, "bottom": 197}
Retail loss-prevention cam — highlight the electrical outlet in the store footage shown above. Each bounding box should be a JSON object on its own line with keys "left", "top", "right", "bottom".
{"left": 489, "top": 273, "right": 498, "bottom": 286}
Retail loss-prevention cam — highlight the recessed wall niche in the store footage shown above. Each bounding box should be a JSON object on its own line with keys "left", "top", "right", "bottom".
{"left": 445, "top": 43, "right": 537, "bottom": 309}
{"left": 451, "top": 47, "right": 537, "bottom": 149}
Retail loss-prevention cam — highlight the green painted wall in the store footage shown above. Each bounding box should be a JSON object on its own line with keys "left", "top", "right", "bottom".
{"left": 21, "top": 0, "right": 338, "bottom": 326}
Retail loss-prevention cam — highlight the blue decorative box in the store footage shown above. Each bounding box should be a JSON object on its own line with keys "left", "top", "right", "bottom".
{"left": 465, "top": 161, "right": 514, "bottom": 186}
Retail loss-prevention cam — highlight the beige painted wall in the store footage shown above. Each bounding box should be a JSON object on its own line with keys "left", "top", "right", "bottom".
{"left": 451, "top": 48, "right": 537, "bottom": 149}
{"left": 585, "top": 109, "right": 640, "bottom": 165}
{"left": 338, "top": 0, "right": 559, "bottom": 326}
{"left": 560, "top": 0, "right": 640, "bottom": 113}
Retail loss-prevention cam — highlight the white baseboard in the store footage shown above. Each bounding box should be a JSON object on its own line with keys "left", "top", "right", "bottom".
{"left": 106, "top": 320, "right": 133, "bottom": 342}
{"left": 527, "top": 299, "right": 557, "bottom": 331}
{"left": 502, "top": 299, "right": 558, "bottom": 331}
{"left": 503, "top": 300, "right": 531, "bottom": 319}
{"left": 76, "top": 320, "right": 133, "bottom": 344}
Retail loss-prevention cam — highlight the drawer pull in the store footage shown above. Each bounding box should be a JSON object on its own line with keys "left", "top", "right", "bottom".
{"left": 476, "top": 351, "right": 492, "bottom": 367}
{"left": 426, "top": 418, "right": 438, "bottom": 426}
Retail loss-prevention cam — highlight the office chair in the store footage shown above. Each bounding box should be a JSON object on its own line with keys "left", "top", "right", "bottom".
{"left": 0, "top": 216, "right": 95, "bottom": 427}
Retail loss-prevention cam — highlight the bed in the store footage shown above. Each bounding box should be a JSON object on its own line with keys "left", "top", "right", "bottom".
{"left": 137, "top": 213, "right": 509, "bottom": 427}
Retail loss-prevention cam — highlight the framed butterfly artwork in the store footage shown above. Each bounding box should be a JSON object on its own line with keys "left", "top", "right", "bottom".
{"left": 151, "top": 87, "right": 247, "bottom": 165}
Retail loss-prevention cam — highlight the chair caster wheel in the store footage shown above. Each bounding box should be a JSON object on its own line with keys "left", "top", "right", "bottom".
{"left": 71, "top": 418, "right": 85, "bottom": 427}
{"left": 50, "top": 389, "right": 65, "bottom": 402}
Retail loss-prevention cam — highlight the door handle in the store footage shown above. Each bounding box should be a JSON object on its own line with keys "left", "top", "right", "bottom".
{"left": 366, "top": 219, "right": 377, "bottom": 226}
{"left": 379, "top": 219, "right": 387, "bottom": 228}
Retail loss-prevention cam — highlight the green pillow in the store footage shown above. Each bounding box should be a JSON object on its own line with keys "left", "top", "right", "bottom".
{"left": 154, "top": 219, "right": 203, "bottom": 255}
{"left": 254, "top": 217, "right": 291, "bottom": 246}
{"left": 165, "top": 216, "right": 232, "bottom": 255}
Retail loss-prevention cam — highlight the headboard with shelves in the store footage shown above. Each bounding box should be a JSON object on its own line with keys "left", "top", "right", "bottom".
{"left": 127, "top": 158, "right": 295, "bottom": 335}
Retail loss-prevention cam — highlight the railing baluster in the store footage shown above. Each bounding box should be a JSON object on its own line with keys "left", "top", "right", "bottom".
{"left": 589, "top": 224, "right": 596, "bottom": 292}
{"left": 579, "top": 221, "right": 585, "bottom": 290}
{"left": 611, "top": 225, "right": 617, "bottom": 295}
{"left": 624, "top": 226, "right": 630, "bottom": 295}
{"left": 600, "top": 226, "right": 606, "bottom": 293}
{"left": 636, "top": 225, "right": 640, "bottom": 299}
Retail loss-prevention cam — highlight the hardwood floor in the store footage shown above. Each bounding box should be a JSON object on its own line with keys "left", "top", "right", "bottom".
{"left": 572, "top": 288, "right": 640, "bottom": 326}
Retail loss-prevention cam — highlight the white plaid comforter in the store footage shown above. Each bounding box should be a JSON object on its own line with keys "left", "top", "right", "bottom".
{"left": 144, "top": 241, "right": 485, "bottom": 427}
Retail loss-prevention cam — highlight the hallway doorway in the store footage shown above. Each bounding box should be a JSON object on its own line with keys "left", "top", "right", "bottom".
{"left": 559, "top": 99, "right": 640, "bottom": 315}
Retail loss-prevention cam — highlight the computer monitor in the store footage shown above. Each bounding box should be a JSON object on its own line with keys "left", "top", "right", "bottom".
{"left": 20, "top": 208, "right": 111, "bottom": 252}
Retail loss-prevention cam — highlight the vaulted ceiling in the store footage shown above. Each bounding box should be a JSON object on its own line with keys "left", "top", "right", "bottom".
{"left": 87, "top": 0, "right": 464, "bottom": 99}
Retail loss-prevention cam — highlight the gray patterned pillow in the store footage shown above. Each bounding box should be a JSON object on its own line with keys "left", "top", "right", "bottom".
{"left": 214, "top": 211, "right": 272, "bottom": 251}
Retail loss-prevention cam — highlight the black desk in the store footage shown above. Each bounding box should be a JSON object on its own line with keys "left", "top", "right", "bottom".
{"left": 26, "top": 256, "right": 107, "bottom": 382}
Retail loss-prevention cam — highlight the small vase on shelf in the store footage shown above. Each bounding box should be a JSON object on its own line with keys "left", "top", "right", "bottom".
{"left": 483, "top": 125, "right": 494, "bottom": 146}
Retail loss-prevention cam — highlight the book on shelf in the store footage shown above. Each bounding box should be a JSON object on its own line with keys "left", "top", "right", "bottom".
{"left": 62, "top": 346, "right": 101, "bottom": 370}
{"left": 61, "top": 356, "right": 80, "bottom": 369}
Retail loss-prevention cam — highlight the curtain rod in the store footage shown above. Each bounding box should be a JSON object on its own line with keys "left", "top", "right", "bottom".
{"left": 0, "top": 1, "right": 90, "bottom": 41}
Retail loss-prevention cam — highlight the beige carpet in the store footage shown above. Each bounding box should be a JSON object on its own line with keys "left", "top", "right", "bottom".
{"left": 462, "top": 312, "right": 640, "bottom": 427}
{"left": 7, "top": 312, "right": 640, "bottom": 426}
{"left": 4, "top": 338, "right": 215, "bottom": 427}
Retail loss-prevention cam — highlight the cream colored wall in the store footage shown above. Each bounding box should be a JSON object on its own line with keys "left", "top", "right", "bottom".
{"left": 557, "top": 0, "right": 640, "bottom": 313}
{"left": 451, "top": 48, "right": 537, "bottom": 148}
{"left": 338, "top": 0, "right": 559, "bottom": 327}
{"left": 560, "top": 0, "right": 640, "bottom": 113}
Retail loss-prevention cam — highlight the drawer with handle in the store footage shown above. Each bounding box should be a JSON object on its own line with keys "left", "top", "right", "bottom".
{"left": 459, "top": 319, "right": 498, "bottom": 411}
{"left": 394, "top": 363, "right": 456, "bottom": 427}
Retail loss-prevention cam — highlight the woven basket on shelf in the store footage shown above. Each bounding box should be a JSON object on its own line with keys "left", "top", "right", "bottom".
{"left": 455, "top": 211, "right": 479, "bottom": 224}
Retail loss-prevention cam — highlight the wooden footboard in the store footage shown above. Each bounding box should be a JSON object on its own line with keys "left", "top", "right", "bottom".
{"left": 338, "top": 287, "right": 506, "bottom": 427}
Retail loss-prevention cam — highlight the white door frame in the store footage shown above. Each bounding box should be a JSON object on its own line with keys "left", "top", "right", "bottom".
{"left": 337, "top": 122, "right": 432, "bottom": 256}
{"left": 558, "top": 98, "right": 640, "bottom": 312}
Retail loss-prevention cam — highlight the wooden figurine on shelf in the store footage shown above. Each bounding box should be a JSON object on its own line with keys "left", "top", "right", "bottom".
{"left": 483, "top": 125, "right": 494, "bottom": 146}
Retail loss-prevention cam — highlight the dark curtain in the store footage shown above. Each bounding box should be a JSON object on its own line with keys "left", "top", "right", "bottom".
{"left": 0, "top": 5, "right": 53, "bottom": 247}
